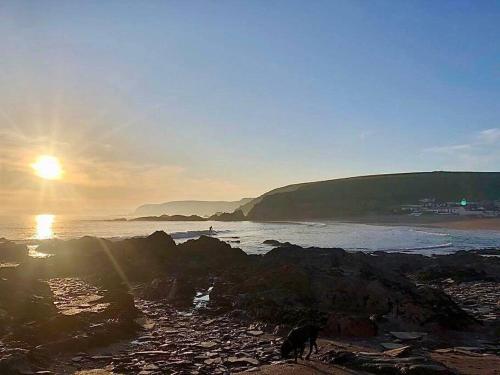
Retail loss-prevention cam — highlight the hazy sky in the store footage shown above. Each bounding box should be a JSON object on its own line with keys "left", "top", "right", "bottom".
{"left": 1, "top": 0, "right": 499, "bottom": 214}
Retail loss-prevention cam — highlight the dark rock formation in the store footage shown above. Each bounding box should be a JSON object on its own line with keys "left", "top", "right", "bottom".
{"left": 3, "top": 232, "right": 494, "bottom": 374}
{"left": 323, "top": 313, "right": 378, "bottom": 337}
{"left": 0, "top": 239, "right": 29, "bottom": 262}
{"left": 211, "top": 245, "right": 477, "bottom": 331}
{"left": 323, "top": 349, "right": 454, "bottom": 374}
{"left": 263, "top": 239, "right": 295, "bottom": 247}
{"left": 208, "top": 209, "right": 246, "bottom": 221}
{"left": 131, "top": 214, "right": 207, "bottom": 221}
{"left": 143, "top": 277, "right": 196, "bottom": 307}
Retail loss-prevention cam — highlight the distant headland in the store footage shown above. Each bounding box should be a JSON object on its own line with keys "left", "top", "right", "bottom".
{"left": 134, "top": 198, "right": 253, "bottom": 217}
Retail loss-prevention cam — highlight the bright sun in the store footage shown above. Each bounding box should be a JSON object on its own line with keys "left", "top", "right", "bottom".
{"left": 32, "top": 155, "right": 63, "bottom": 180}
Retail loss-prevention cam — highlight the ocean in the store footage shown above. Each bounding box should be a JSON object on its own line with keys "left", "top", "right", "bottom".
{"left": 1, "top": 215, "right": 500, "bottom": 255}
{"left": 0, "top": 215, "right": 500, "bottom": 255}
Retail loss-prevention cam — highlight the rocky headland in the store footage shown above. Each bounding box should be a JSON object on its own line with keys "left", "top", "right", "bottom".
{"left": 112, "top": 209, "right": 247, "bottom": 223}
{"left": 1, "top": 234, "right": 499, "bottom": 374}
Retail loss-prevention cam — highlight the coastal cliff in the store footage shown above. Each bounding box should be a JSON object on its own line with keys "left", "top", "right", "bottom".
{"left": 245, "top": 171, "right": 500, "bottom": 220}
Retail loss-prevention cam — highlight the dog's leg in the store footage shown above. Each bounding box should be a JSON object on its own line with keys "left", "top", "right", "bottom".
{"left": 305, "top": 340, "right": 313, "bottom": 360}
{"left": 294, "top": 346, "right": 298, "bottom": 363}
{"left": 314, "top": 340, "right": 318, "bottom": 353}
{"left": 300, "top": 343, "right": 305, "bottom": 359}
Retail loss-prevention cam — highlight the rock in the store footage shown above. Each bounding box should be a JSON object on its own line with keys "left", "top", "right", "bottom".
{"left": 327, "top": 349, "right": 452, "bottom": 375}
{"left": 390, "top": 332, "right": 427, "bottom": 340}
{"left": 142, "top": 364, "right": 159, "bottom": 370}
{"left": 324, "top": 313, "right": 378, "bottom": 337}
{"left": 226, "top": 357, "right": 260, "bottom": 366}
{"left": 0, "top": 241, "right": 29, "bottom": 262}
{"left": 143, "top": 277, "right": 195, "bottom": 306}
{"left": 134, "top": 317, "right": 155, "bottom": 330}
{"left": 133, "top": 351, "right": 170, "bottom": 356}
{"left": 262, "top": 240, "right": 294, "bottom": 247}
{"left": 381, "top": 343, "right": 407, "bottom": 350}
{"left": 247, "top": 330, "right": 264, "bottom": 336}
{"left": 204, "top": 358, "right": 222, "bottom": 365}
{"left": 383, "top": 345, "right": 412, "bottom": 357}
{"left": 74, "top": 371, "right": 114, "bottom": 375}
{"left": 176, "top": 236, "right": 248, "bottom": 272}
{"left": 406, "top": 364, "right": 452, "bottom": 374}
{"left": 199, "top": 341, "right": 218, "bottom": 349}
{"left": 208, "top": 209, "right": 246, "bottom": 221}
{"left": 0, "top": 353, "right": 33, "bottom": 375}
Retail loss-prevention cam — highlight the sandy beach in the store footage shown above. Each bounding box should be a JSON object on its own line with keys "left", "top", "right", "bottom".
{"left": 339, "top": 215, "right": 500, "bottom": 232}
{"left": 428, "top": 218, "right": 500, "bottom": 231}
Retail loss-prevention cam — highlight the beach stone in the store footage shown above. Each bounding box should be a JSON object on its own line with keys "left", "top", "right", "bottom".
{"left": 390, "top": 332, "right": 427, "bottom": 340}
{"left": 383, "top": 345, "right": 412, "bottom": 357}
{"left": 226, "top": 357, "right": 259, "bottom": 365}
{"left": 381, "top": 342, "right": 407, "bottom": 350}
{"left": 142, "top": 364, "right": 159, "bottom": 370}
{"left": 199, "top": 341, "right": 218, "bottom": 349}
{"left": 247, "top": 330, "right": 264, "bottom": 336}
{"left": 406, "top": 364, "right": 451, "bottom": 374}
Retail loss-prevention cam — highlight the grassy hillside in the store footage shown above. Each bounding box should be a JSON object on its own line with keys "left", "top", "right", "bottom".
{"left": 246, "top": 172, "right": 500, "bottom": 220}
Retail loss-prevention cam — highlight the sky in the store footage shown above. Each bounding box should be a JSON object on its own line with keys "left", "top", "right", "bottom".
{"left": 0, "top": 0, "right": 499, "bottom": 215}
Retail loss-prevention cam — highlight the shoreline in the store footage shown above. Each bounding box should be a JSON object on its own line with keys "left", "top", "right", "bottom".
{"left": 323, "top": 215, "right": 500, "bottom": 232}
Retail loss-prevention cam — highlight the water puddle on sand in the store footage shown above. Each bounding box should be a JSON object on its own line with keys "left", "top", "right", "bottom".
{"left": 0, "top": 262, "right": 19, "bottom": 268}
{"left": 193, "top": 286, "right": 213, "bottom": 310}
{"left": 47, "top": 277, "right": 109, "bottom": 315}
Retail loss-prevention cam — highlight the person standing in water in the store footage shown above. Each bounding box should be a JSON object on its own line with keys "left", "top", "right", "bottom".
{"left": 209, "top": 226, "right": 213, "bottom": 234}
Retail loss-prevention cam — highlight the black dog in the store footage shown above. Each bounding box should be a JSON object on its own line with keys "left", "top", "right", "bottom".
{"left": 281, "top": 324, "right": 319, "bottom": 362}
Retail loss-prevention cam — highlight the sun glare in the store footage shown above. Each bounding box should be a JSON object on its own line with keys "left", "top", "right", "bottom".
{"left": 35, "top": 214, "right": 55, "bottom": 239}
{"left": 32, "top": 155, "right": 63, "bottom": 180}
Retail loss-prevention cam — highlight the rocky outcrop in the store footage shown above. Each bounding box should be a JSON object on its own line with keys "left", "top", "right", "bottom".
{"left": 36, "top": 231, "right": 177, "bottom": 282}
{"left": 415, "top": 251, "right": 500, "bottom": 283}
{"left": 322, "top": 349, "right": 454, "bottom": 374}
{"left": 263, "top": 239, "right": 295, "bottom": 247}
{"left": 0, "top": 272, "right": 57, "bottom": 333}
{"left": 323, "top": 313, "right": 378, "bottom": 337}
{"left": 208, "top": 209, "right": 246, "bottom": 221}
{"left": 175, "top": 235, "right": 248, "bottom": 273}
{"left": 211, "top": 245, "right": 476, "bottom": 331}
{"left": 130, "top": 214, "right": 207, "bottom": 221}
{"left": 1, "top": 233, "right": 497, "bottom": 373}
{"left": 0, "top": 239, "right": 28, "bottom": 262}
{"left": 143, "top": 277, "right": 196, "bottom": 306}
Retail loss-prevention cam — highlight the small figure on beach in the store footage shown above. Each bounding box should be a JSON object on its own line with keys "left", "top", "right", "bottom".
{"left": 209, "top": 226, "right": 213, "bottom": 234}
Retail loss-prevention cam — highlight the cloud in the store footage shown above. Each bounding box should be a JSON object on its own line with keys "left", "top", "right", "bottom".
{"left": 359, "top": 130, "right": 375, "bottom": 140}
{"left": 478, "top": 128, "right": 500, "bottom": 144}
{"left": 423, "top": 144, "right": 472, "bottom": 154}
{"left": 421, "top": 128, "right": 500, "bottom": 170}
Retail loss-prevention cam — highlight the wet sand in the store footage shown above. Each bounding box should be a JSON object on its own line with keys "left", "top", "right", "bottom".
{"left": 338, "top": 215, "right": 500, "bottom": 232}
{"left": 428, "top": 218, "right": 500, "bottom": 231}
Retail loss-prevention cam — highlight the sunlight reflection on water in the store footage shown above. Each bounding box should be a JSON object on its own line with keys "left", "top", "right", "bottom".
{"left": 0, "top": 214, "right": 496, "bottom": 255}
{"left": 35, "top": 214, "right": 54, "bottom": 239}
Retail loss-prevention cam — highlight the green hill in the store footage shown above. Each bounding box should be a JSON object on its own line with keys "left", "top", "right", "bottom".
{"left": 245, "top": 172, "right": 500, "bottom": 220}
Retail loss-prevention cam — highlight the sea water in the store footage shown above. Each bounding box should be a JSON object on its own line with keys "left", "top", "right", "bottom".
{"left": 1, "top": 215, "right": 499, "bottom": 255}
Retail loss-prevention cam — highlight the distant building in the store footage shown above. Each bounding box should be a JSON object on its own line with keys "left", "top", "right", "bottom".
{"left": 399, "top": 198, "right": 500, "bottom": 217}
{"left": 456, "top": 206, "right": 484, "bottom": 217}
